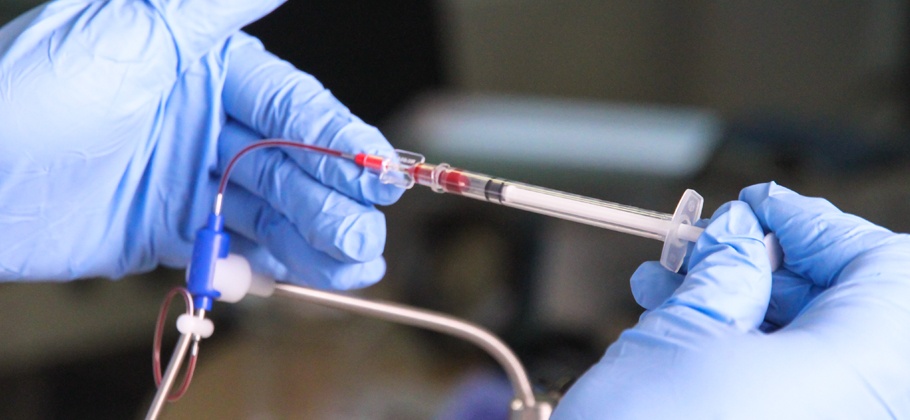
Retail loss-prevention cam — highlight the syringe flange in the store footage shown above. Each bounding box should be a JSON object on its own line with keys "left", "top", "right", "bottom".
{"left": 660, "top": 189, "right": 704, "bottom": 272}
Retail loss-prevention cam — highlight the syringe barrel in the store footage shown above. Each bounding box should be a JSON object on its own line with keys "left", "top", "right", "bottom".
{"left": 411, "top": 163, "right": 674, "bottom": 241}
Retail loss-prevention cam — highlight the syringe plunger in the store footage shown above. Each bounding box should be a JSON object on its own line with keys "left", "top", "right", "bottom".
{"left": 378, "top": 150, "right": 706, "bottom": 272}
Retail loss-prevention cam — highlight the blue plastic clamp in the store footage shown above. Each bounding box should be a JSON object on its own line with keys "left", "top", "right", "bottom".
{"left": 186, "top": 213, "right": 229, "bottom": 311}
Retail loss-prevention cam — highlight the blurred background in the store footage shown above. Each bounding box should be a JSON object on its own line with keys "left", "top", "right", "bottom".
{"left": 2, "top": 1, "right": 909, "bottom": 418}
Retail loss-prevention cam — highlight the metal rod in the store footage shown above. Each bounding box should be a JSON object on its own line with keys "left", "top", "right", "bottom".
{"left": 272, "top": 283, "right": 537, "bottom": 409}
{"left": 145, "top": 308, "right": 206, "bottom": 420}
{"left": 145, "top": 333, "right": 192, "bottom": 420}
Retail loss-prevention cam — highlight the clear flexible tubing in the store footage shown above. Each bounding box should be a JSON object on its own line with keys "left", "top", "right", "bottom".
{"left": 214, "top": 140, "right": 355, "bottom": 215}
{"left": 152, "top": 141, "right": 357, "bottom": 405}
{"left": 152, "top": 287, "right": 197, "bottom": 402}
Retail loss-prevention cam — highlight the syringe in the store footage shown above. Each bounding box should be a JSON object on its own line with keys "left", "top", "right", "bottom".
{"left": 213, "top": 142, "right": 778, "bottom": 272}
{"left": 363, "top": 149, "right": 780, "bottom": 272}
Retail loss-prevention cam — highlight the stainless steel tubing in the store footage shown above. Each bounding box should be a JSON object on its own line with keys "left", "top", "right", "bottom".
{"left": 145, "top": 308, "right": 206, "bottom": 420}
{"left": 145, "top": 332, "right": 193, "bottom": 420}
{"left": 272, "top": 283, "right": 537, "bottom": 410}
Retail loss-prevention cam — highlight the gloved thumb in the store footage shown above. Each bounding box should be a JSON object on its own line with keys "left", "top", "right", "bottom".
{"left": 149, "top": 0, "right": 285, "bottom": 71}
{"left": 630, "top": 261, "right": 684, "bottom": 310}
{"left": 660, "top": 201, "right": 772, "bottom": 331}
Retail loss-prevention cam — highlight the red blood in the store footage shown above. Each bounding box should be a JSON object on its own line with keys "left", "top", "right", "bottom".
{"left": 410, "top": 164, "right": 433, "bottom": 185}
{"left": 409, "top": 164, "right": 470, "bottom": 194}
{"left": 355, "top": 153, "right": 385, "bottom": 170}
{"left": 442, "top": 169, "right": 470, "bottom": 193}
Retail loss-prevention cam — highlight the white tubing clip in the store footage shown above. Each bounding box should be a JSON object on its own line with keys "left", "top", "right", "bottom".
{"left": 176, "top": 314, "right": 214, "bottom": 339}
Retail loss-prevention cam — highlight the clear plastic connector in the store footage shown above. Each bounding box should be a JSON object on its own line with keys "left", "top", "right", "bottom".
{"left": 378, "top": 149, "right": 425, "bottom": 189}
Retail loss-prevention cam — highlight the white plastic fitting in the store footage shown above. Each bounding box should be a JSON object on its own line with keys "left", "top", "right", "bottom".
{"left": 176, "top": 314, "right": 215, "bottom": 338}
{"left": 212, "top": 254, "right": 276, "bottom": 303}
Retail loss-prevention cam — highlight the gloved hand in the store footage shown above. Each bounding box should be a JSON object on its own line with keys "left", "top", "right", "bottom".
{"left": 554, "top": 182, "right": 910, "bottom": 418}
{"left": 0, "top": 0, "right": 403, "bottom": 289}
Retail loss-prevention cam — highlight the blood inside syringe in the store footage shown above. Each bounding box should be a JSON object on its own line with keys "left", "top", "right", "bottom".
{"left": 410, "top": 163, "right": 472, "bottom": 195}
{"left": 406, "top": 163, "right": 697, "bottom": 243}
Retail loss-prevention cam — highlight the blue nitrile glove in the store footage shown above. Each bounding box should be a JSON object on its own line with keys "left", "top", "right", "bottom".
{"left": 0, "top": 1, "right": 403, "bottom": 289}
{"left": 554, "top": 182, "right": 910, "bottom": 418}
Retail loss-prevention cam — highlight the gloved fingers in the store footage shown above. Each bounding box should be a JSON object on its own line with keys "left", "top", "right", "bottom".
{"left": 217, "top": 120, "right": 387, "bottom": 264}
{"left": 739, "top": 182, "right": 895, "bottom": 287}
{"left": 147, "top": 0, "right": 284, "bottom": 72}
{"left": 222, "top": 185, "right": 386, "bottom": 289}
{"left": 661, "top": 201, "right": 772, "bottom": 330}
{"left": 221, "top": 33, "right": 404, "bottom": 206}
{"left": 630, "top": 261, "right": 685, "bottom": 310}
{"left": 228, "top": 234, "right": 387, "bottom": 288}
{"left": 227, "top": 235, "right": 290, "bottom": 281}
{"left": 631, "top": 259, "right": 821, "bottom": 330}
{"left": 624, "top": 219, "right": 709, "bottom": 310}
{"left": 764, "top": 268, "right": 822, "bottom": 329}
